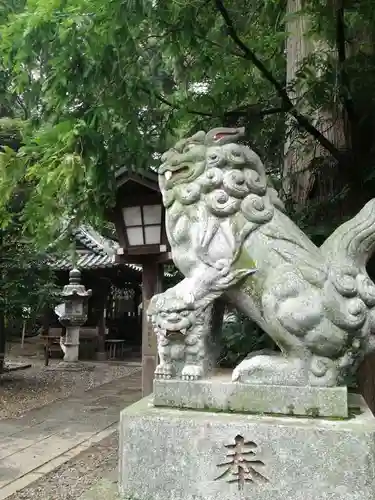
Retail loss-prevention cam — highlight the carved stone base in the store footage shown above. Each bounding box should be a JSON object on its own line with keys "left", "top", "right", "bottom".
{"left": 119, "top": 395, "right": 375, "bottom": 500}
{"left": 153, "top": 374, "right": 349, "bottom": 418}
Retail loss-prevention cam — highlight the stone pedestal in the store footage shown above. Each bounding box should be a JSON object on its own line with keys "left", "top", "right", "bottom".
{"left": 119, "top": 394, "right": 375, "bottom": 500}
{"left": 153, "top": 373, "right": 349, "bottom": 418}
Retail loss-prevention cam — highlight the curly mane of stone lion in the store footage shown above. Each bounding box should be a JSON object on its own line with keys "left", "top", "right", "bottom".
{"left": 158, "top": 128, "right": 285, "bottom": 224}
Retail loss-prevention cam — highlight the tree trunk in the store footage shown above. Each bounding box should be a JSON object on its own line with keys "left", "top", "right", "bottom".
{"left": 283, "top": 0, "right": 347, "bottom": 206}
{"left": 285, "top": 0, "right": 375, "bottom": 413}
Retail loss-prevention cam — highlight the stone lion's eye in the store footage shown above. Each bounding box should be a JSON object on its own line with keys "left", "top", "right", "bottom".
{"left": 181, "top": 310, "right": 189, "bottom": 317}
{"left": 209, "top": 154, "right": 218, "bottom": 160}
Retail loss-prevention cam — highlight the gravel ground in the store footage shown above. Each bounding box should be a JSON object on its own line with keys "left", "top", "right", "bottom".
{"left": 0, "top": 340, "right": 141, "bottom": 420}
{"left": 7, "top": 431, "right": 119, "bottom": 500}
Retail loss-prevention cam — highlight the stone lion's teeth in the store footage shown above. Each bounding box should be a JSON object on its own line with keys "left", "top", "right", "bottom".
{"left": 165, "top": 171, "right": 172, "bottom": 181}
{"left": 180, "top": 328, "right": 187, "bottom": 335}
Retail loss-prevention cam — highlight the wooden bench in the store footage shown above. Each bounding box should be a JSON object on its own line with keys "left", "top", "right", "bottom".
{"left": 105, "top": 339, "right": 126, "bottom": 360}
{"left": 41, "top": 327, "right": 63, "bottom": 366}
{"left": 41, "top": 326, "right": 107, "bottom": 364}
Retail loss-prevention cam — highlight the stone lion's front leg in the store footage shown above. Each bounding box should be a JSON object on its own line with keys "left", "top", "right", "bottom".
{"left": 181, "top": 305, "right": 213, "bottom": 381}
{"left": 151, "top": 301, "right": 192, "bottom": 380}
{"left": 181, "top": 365, "right": 204, "bottom": 381}
{"left": 154, "top": 334, "right": 175, "bottom": 380}
{"left": 182, "top": 333, "right": 206, "bottom": 381}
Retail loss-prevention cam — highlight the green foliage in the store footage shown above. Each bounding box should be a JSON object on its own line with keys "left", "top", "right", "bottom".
{"left": 219, "top": 312, "right": 276, "bottom": 368}
{"left": 0, "top": 0, "right": 373, "bottom": 242}
{"left": 1, "top": 0, "right": 375, "bottom": 368}
{"left": 1, "top": 0, "right": 374, "bottom": 330}
{"left": 0, "top": 0, "right": 289, "bottom": 239}
{"left": 0, "top": 0, "right": 374, "bottom": 260}
{"left": 0, "top": 225, "right": 59, "bottom": 321}
{"left": 0, "top": 123, "right": 59, "bottom": 323}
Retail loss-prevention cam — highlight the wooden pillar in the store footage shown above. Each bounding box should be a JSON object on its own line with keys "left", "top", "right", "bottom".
{"left": 141, "top": 260, "right": 163, "bottom": 397}
{"left": 41, "top": 307, "right": 51, "bottom": 336}
{"left": 96, "top": 278, "right": 111, "bottom": 361}
{"left": 97, "top": 310, "right": 107, "bottom": 361}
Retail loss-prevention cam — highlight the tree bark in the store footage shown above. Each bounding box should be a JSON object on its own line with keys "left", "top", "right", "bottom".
{"left": 283, "top": 0, "right": 347, "bottom": 206}
{"left": 284, "top": 1, "right": 375, "bottom": 413}
{"left": 96, "top": 278, "right": 111, "bottom": 361}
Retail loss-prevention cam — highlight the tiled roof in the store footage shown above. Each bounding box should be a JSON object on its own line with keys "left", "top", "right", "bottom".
{"left": 48, "top": 225, "right": 142, "bottom": 272}
{"left": 48, "top": 224, "right": 175, "bottom": 278}
{"left": 51, "top": 251, "right": 133, "bottom": 271}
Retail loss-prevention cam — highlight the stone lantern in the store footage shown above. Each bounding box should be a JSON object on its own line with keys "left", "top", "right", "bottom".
{"left": 110, "top": 168, "right": 169, "bottom": 258}
{"left": 107, "top": 169, "right": 172, "bottom": 396}
{"left": 57, "top": 268, "right": 92, "bottom": 363}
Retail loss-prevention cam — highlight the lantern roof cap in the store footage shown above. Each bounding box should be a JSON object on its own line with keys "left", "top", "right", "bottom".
{"left": 61, "top": 267, "right": 92, "bottom": 299}
{"left": 114, "top": 167, "right": 159, "bottom": 192}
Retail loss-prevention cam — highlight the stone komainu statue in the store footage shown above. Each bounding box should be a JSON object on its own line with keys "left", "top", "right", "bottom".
{"left": 148, "top": 127, "right": 375, "bottom": 387}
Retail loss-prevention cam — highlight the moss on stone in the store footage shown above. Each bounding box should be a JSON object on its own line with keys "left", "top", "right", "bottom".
{"left": 157, "top": 404, "right": 356, "bottom": 421}
{"left": 306, "top": 407, "right": 320, "bottom": 418}
{"left": 233, "top": 248, "right": 260, "bottom": 294}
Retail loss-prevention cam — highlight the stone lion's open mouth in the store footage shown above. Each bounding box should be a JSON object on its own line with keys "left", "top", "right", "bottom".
{"left": 164, "top": 165, "right": 190, "bottom": 181}
{"left": 166, "top": 328, "right": 187, "bottom": 337}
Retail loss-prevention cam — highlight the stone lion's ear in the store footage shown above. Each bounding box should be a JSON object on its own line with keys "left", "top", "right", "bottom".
{"left": 214, "top": 268, "right": 256, "bottom": 290}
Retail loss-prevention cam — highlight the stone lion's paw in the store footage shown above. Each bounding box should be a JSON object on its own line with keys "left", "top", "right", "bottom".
{"left": 231, "top": 358, "right": 256, "bottom": 382}
{"left": 181, "top": 364, "right": 203, "bottom": 381}
{"left": 232, "top": 359, "right": 250, "bottom": 382}
{"left": 155, "top": 363, "right": 175, "bottom": 379}
{"left": 231, "top": 365, "right": 242, "bottom": 382}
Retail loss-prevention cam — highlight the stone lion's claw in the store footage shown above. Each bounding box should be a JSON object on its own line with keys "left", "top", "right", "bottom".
{"left": 181, "top": 364, "right": 204, "bottom": 381}
{"left": 155, "top": 363, "right": 175, "bottom": 379}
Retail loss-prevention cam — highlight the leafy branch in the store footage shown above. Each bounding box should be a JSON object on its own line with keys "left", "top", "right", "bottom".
{"left": 141, "top": 87, "right": 285, "bottom": 121}
{"left": 213, "top": 0, "right": 343, "bottom": 162}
